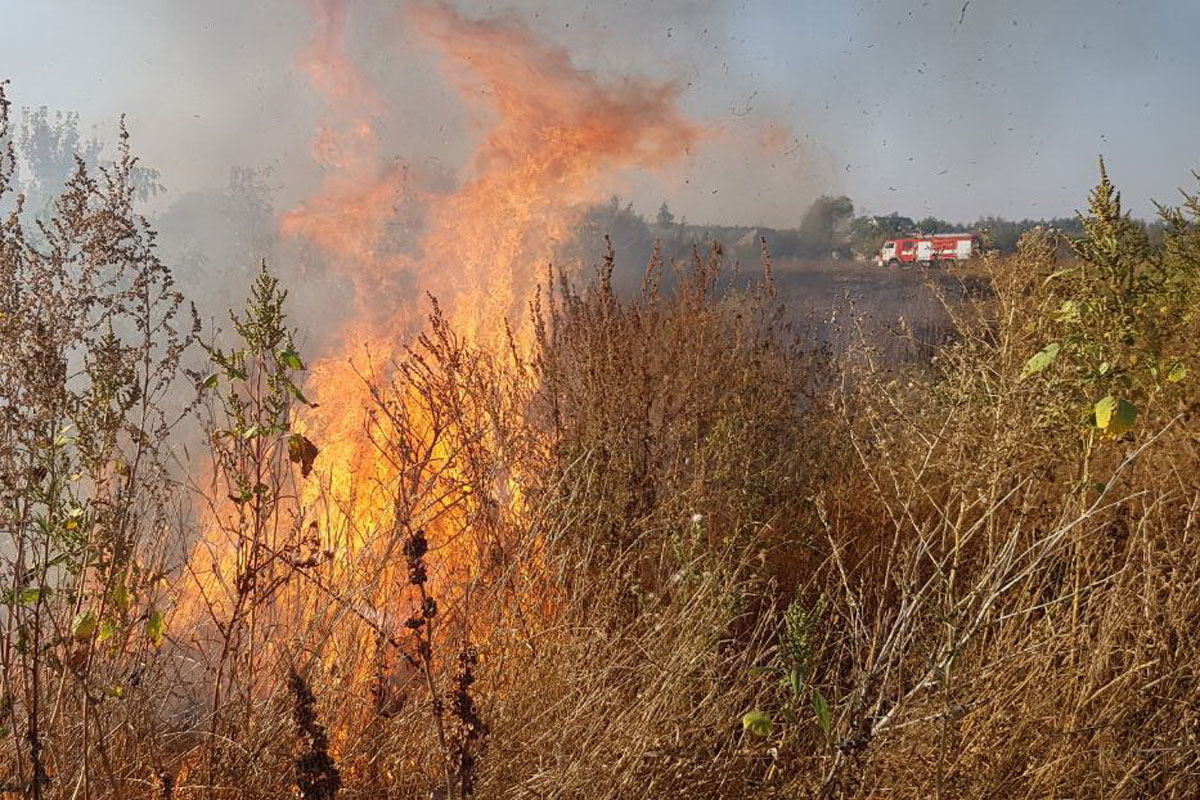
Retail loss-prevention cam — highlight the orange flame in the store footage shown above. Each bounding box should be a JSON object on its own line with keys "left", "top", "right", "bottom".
{"left": 288, "top": 0, "right": 700, "bottom": 526}
{"left": 180, "top": 0, "right": 702, "bottom": 692}
{"left": 405, "top": 2, "right": 702, "bottom": 338}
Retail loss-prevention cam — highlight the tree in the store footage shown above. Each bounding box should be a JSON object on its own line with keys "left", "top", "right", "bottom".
{"left": 849, "top": 212, "right": 915, "bottom": 259}
{"left": 655, "top": 200, "right": 676, "bottom": 228}
{"left": 798, "top": 195, "right": 855, "bottom": 257}
{"left": 916, "top": 216, "right": 966, "bottom": 234}
{"left": 18, "top": 107, "right": 102, "bottom": 212}
{"left": 18, "top": 106, "right": 162, "bottom": 216}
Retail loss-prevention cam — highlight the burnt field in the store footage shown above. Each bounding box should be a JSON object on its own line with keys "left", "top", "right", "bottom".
{"left": 748, "top": 257, "right": 993, "bottom": 363}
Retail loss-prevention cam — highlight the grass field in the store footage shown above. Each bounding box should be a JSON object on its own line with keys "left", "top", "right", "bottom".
{"left": 2, "top": 74, "right": 1199, "bottom": 797}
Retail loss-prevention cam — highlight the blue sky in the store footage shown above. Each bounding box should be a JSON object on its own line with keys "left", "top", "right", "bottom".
{"left": 1, "top": 0, "right": 1197, "bottom": 226}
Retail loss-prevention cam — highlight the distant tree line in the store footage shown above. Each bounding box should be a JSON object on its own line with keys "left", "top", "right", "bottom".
{"left": 3, "top": 105, "right": 1163, "bottom": 275}
{"left": 568, "top": 194, "right": 1171, "bottom": 270}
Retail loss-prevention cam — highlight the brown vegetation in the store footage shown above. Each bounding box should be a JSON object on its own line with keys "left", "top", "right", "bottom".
{"left": 2, "top": 79, "right": 1200, "bottom": 798}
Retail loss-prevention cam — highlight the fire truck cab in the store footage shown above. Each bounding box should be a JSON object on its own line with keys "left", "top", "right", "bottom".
{"left": 878, "top": 233, "right": 979, "bottom": 268}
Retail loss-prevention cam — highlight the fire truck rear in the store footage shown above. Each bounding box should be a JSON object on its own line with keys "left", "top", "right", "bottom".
{"left": 876, "top": 233, "right": 980, "bottom": 268}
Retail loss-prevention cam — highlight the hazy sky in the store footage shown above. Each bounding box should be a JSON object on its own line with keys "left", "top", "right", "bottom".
{"left": 1, "top": 0, "right": 1197, "bottom": 226}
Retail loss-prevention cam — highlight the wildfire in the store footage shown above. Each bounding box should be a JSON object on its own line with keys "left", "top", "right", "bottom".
{"left": 180, "top": 0, "right": 701, "bottom": 694}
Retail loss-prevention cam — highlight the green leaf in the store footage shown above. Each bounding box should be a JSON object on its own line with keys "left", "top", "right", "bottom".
{"left": 98, "top": 619, "right": 115, "bottom": 643}
{"left": 53, "top": 424, "right": 73, "bottom": 447}
{"left": 788, "top": 667, "right": 804, "bottom": 700}
{"left": 146, "top": 609, "right": 165, "bottom": 647}
{"left": 286, "top": 381, "right": 312, "bottom": 407}
{"left": 110, "top": 579, "right": 130, "bottom": 614}
{"left": 1094, "top": 395, "right": 1116, "bottom": 431}
{"left": 1094, "top": 395, "right": 1138, "bottom": 436}
{"left": 742, "top": 710, "right": 774, "bottom": 738}
{"left": 1051, "top": 299, "right": 1080, "bottom": 322}
{"left": 812, "top": 688, "right": 832, "bottom": 735}
{"left": 278, "top": 350, "right": 305, "bottom": 371}
{"left": 18, "top": 588, "right": 41, "bottom": 606}
{"left": 1168, "top": 363, "right": 1188, "bottom": 383}
{"left": 202, "top": 373, "right": 219, "bottom": 389}
{"left": 72, "top": 610, "right": 97, "bottom": 641}
{"left": 1020, "top": 342, "right": 1061, "bottom": 380}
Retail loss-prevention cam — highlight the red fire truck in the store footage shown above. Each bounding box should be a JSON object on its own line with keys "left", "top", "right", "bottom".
{"left": 876, "top": 233, "right": 981, "bottom": 268}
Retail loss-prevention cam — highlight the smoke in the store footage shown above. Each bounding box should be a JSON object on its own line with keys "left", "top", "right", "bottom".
{"left": 8, "top": 2, "right": 824, "bottom": 218}
{"left": 0, "top": 0, "right": 810, "bottom": 344}
{"left": 6, "top": 0, "right": 1196, "bottom": 257}
{"left": 267, "top": 0, "right": 709, "bottom": 353}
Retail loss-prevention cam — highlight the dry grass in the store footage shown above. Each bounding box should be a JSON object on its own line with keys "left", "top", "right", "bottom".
{"left": 2, "top": 79, "right": 1200, "bottom": 797}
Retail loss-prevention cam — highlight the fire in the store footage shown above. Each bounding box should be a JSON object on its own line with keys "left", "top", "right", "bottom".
{"left": 179, "top": 0, "right": 701, "bottom": 695}
{"left": 405, "top": 2, "right": 702, "bottom": 340}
